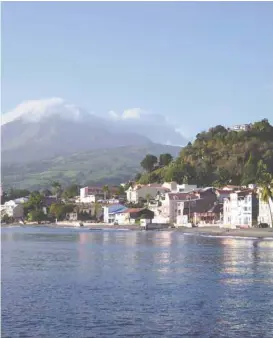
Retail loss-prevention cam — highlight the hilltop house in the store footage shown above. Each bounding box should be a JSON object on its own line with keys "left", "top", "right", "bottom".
{"left": 223, "top": 190, "right": 258, "bottom": 228}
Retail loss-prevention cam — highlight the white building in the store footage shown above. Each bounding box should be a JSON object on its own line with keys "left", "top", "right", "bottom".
{"left": 223, "top": 191, "right": 258, "bottom": 228}
{"left": 1, "top": 200, "right": 24, "bottom": 220}
{"left": 152, "top": 192, "right": 191, "bottom": 224}
{"left": 79, "top": 186, "right": 104, "bottom": 203}
{"left": 162, "top": 182, "right": 197, "bottom": 193}
{"left": 126, "top": 184, "right": 170, "bottom": 204}
{"left": 229, "top": 124, "right": 252, "bottom": 132}
{"left": 258, "top": 196, "right": 273, "bottom": 228}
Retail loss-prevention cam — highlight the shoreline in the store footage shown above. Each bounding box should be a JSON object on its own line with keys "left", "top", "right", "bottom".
{"left": 2, "top": 222, "right": 273, "bottom": 238}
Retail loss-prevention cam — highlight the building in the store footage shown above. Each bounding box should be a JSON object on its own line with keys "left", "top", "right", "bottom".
{"left": 176, "top": 188, "right": 218, "bottom": 225}
{"left": 103, "top": 204, "right": 128, "bottom": 223}
{"left": 162, "top": 182, "right": 197, "bottom": 193}
{"left": 215, "top": 189, "right": 231, "bottom": 202}
{"left": 1, "top": 200, "right": 24, "bottom": 220}
{"left": 126, "top": 184, "right": 170, "bottom": 204}
{"left": 114, "top": 208, "right": 154, "bottom": 225}
{"left": 66, "top": 212, "right": 78, "bottom": 221}
{"left": 223, "top": 190, "right": 258, "bottom": 228}
{"left": 258, "top": 195, "right": 273, "bottom": 228}
{"left": 229, "top": 124, "right": 252, "bottom": 132}
{"left": 80, "top": 186, "right": 104, "bottom": 203}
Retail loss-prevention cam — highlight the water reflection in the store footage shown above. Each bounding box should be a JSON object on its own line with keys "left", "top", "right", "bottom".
{"left": 2, "top": 227, "right": 273, "bottom": 338}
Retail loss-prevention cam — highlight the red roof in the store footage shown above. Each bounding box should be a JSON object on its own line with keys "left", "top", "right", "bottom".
{"left": 124, "top": 208, "right": 145, "bottom": 214}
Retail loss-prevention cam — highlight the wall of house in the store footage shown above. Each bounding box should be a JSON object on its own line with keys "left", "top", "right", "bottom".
{"left": 258, "top": 198, "right": 273, "bottom": 227}
{"left": 224, "top": 193, "right": 255, "bottom": 227}
{"left": 12, "top": 205, "right": 24, "bottom": 219}
{"left": 127, "top": 186, "right": 168, "bottom": 203}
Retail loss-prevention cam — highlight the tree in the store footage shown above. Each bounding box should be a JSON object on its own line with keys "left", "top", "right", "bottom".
{"left": 117, "top": 185, "right": 125, "bottom": 196}
{"left": 26, "top": 191, "right": 44, "bottom": 211}
{"left": 145, "top": 193, "right": 151, "bottom": 205}
{"left": 51, "top": 181, "right": 62, "bottom": 200}
{"left": 134, "top": 173, "right": 142, "bottom": 181}
{"left": 103, "top": 185, "right": 109, "bottom": 200}
{"left": 140, "top": 154, "right": 158, "bottom": 173}
{"left": 159, "top": 153, "right": 173, "bottom": 167}
{"left": 257, "top": 163, "right": 273, "bottom": 227}
{"left": 49, "top": 203, "right": 74, "bottom": 220}
{"left": 241, "top": 154, "right": 257, "bottom": 186}
{"left": 62, "top": 184, "right": 78, "bottom": 200}
{"left": 27, "top": 210, "right": 47, "bottom": 223}
{"left": 41, "top": 189, "right": 52, "bottom": 197}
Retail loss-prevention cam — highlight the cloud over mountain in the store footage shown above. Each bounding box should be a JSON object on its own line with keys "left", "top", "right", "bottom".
{"left": 1, "top": 98, "right": 90, "bottom": 125}
{"left": 1, "top": 98, "right": 187, "bottom": 150}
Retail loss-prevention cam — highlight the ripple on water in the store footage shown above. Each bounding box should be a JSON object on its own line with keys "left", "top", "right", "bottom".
{"left": 2, "top": 227, "right": 273, "bottom": 337}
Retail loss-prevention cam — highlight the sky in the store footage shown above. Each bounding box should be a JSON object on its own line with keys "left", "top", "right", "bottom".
{"left": 2, "top": 2, "right": 273, "bottom": 138}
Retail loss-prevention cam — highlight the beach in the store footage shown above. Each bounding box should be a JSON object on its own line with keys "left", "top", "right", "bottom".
{"left": 2, "top": 222, "right": 273, "bottom": 238}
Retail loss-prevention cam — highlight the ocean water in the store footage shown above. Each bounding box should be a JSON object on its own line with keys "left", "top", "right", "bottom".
{"left": 2, "top": 227, "right": 273, "bottom": 338}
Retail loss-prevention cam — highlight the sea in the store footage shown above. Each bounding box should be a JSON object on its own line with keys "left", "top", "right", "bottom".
{"left": 2, "top": 226, "right": 273, "bottom": 337}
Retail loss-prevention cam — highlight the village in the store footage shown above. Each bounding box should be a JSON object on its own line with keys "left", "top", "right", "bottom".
{"left": 1, "top": 180, "right": 272, "bottom": 229}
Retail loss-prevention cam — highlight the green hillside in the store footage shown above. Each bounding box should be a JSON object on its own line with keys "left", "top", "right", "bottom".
{"left": 138, "top": 119, "right": 273, "bottom": 186}
{"left": 1, "top": 144, "right": 181, "bottom": 190}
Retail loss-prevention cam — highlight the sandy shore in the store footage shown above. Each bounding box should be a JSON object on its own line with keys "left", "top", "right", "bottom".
{"left": 176, "top": 226, "right": 273, "bottom": 238}
{"left": 2, "top": 223, "right": 273, "bottom": 238}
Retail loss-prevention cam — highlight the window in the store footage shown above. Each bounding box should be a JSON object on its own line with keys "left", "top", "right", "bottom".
{"left": 178, "top": 210, "right": 181, "bottom": 216}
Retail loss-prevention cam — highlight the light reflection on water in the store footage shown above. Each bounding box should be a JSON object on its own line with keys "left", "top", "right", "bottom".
{"left": 2, "top": 227, "right": 273, "bottom": 338}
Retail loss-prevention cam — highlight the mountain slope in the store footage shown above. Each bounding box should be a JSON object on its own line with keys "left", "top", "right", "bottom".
{"left": 137, "top": 120, "right": 273, "bottom": 187}
{"left": 1, "top": 98, "right": 187, "bottom": 164}
{"left": 1, "top": 144, "right": 181, "bottom": 190}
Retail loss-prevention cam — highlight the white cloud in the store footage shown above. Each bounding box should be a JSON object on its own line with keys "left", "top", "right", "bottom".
{"left": 108, "top": 108, "right": 147, "bottom": 121}
{"left": 1, "top": 98, "right": 88, "bottom": 125}
{"left": 1, "top": 98, "right": 188, "bottom": 145}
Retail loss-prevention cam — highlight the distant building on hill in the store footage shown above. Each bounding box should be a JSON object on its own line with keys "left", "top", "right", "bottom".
{"left": 228, "top": 123, "right": 252, "bottom": 132}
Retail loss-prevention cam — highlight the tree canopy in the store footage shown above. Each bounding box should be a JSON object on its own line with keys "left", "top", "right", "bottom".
{"left": 137, "top": 120, "right": 273, "bottom": 186}
{"left": 140, "top": 154, "right": 158, "bottom": 172}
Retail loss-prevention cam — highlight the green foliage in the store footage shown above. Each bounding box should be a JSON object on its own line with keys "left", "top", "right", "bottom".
{"left": 140, "top": 154, "right": 158, "bottom": 172}
{"left": 27, "top": 210, "right": 47, "bottom": 223}
{"left": 26, "top": 191, "right": 44, "bottom": 211}
{"left": 62, "top": 184, "right": 78, "bottom": 200}
{"left": 117, "top": 185, "right": 125, "bottom": 196}
{"left": 2, "top": 188, "right": 30, "bottom": 203}
{"left": 159, "top": 153, "right": 173, "bottom": 166}
{"left": 138, "top": 119, "right": 273, "bottom": 186}
{"left": 1, "top": 145, "right": 181, "bottom": 190}
{"left": 49, "top": 203, "right": 75, "bottom": 220}
{"left": 1, "top": 214, "right": 14, "bottom": 224}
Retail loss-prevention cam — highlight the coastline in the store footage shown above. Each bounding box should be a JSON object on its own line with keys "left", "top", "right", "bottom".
{"left": 2, "top": 222, "right": 273, "bottom": 238}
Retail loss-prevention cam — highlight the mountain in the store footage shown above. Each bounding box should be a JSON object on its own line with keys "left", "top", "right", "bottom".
{"left": 1, "top": 98, "right": 187, "bottom": 164}
{"left": 1, "top": 144, "right": 181, "bottom": 190}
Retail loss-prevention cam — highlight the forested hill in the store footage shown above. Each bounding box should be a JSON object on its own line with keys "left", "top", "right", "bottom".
{"left": 138, "top": 119, "right": 273, "bottom": 186}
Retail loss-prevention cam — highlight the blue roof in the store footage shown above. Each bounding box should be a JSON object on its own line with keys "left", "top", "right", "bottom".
{"left": 108, "top": 204, "right": 128, "bottom": 214}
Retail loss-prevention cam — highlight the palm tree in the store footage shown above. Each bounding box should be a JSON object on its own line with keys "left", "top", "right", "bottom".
{"left": 146, "top": 193, "right": 151, "bottom": 206}
{"left": 51, "top": 181, "right": 62, "bottom": 201}
{"left": 259, "top": 173, "right": 273, "bottom": 227}
{"left": 257, "top": 161, "right": 273, "bottom": 227}
{"left": 103, "top": 185, "right": 109, "bottom": 201}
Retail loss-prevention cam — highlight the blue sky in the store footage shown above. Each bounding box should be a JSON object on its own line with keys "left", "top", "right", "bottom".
{"left": 2, "top": 2, "right": 273, "bottom": 137}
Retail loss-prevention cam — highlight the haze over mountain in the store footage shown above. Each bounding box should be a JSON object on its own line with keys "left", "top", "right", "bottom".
{"left": 1, "top": 98, "right": 187, "bottom": 164}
